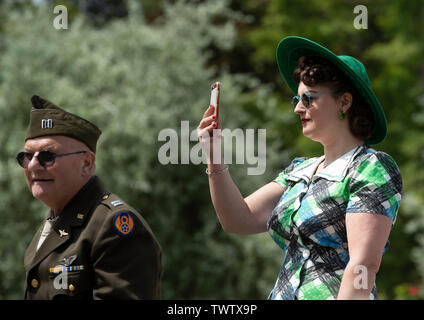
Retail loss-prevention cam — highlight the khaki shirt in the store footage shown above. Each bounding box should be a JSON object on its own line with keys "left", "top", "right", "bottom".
{"left": 24, "top": 176, "right": 162, "bottom": 299}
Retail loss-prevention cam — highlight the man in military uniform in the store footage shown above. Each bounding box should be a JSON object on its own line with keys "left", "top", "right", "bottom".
{"left": 19, "top": 95, "right": 162, "bottom": 299}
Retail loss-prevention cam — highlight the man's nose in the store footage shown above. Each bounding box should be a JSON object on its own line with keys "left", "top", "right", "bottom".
{"left": 26, "top": 153, "right": 43, "bottom": 171}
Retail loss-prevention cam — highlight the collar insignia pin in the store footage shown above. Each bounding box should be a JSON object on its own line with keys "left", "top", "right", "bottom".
{"left": 41, "top": 119, "right": 53, "bottom": 129}
{"left": 59, "top": 229, "right": 69, "bottom": 238}
{"left": 111, "top": 200, "right": 123, "bottom": 207}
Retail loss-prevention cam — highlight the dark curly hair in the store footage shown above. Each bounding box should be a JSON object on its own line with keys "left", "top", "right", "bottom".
{"left": 293, "top": 56, "right": 373, "bottom": 141}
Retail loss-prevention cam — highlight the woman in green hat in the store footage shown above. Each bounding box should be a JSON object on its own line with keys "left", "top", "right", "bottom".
{"left": 197, "top": 36, "right": 402, "bottom": 300}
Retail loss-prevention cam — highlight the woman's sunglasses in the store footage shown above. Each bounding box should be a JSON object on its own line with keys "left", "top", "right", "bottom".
{"left": 16, "top": 150, "right": 87, "bottom": 168}
{"left": 291, "top": 90, "right": 337, "bottom": 109}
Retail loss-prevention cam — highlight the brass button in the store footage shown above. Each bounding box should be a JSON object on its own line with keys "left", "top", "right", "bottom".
{"left": 102, "top": 194, "right": 109, "bottom": 200}
{"left": 31, "top": 279, "right": 39, "bottom": 288}
{"left": 68, "top": 284, "right": 75, "bottom": 292}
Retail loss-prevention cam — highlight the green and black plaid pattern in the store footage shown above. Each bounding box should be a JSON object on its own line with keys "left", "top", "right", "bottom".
{"left": 267, "top": 145, "right": 402, "bottom": 300}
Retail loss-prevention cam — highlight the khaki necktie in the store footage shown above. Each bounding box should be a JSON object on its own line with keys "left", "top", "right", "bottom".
{"left": 36, "top": 217, "right": 58, "bottom": 251}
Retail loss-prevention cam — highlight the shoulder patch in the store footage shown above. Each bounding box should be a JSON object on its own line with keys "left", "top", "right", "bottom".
{"left": 113, "top": 211, "right": 135, "bottom": 237}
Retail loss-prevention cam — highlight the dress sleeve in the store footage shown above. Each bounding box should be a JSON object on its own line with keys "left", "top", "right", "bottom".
{"left": 273, "top": 157, "right": 307, "bottom": 188}
{"left": 346, "top": 152, "right": 402, "bottom": 222}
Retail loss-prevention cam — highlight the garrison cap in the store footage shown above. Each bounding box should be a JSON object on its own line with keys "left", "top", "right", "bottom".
{"left": 25, "top": 95, "right": 101, "bottom": 152}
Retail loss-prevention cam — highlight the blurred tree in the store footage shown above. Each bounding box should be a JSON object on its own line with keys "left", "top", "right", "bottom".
{"left": 51, "top": 0, "right": 128, "bottom": 26}
{"left": 0, "top": 0, "right": 289, "bottom": 299}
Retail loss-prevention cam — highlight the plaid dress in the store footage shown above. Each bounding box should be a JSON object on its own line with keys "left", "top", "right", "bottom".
{"left": 267, "top": 145, "right": 402, "bottom": 300}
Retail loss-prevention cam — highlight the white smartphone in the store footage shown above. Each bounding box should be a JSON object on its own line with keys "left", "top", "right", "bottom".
{"left": 210, "top": 82, "right": 220, "bottom": 118}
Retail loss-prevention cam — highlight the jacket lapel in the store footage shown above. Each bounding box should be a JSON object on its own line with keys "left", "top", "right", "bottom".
{"left": 24, "top": 223, "right": 44, "bottom": 272}
{"left": 26, "top": 221, "right": 72, "bottom": 272}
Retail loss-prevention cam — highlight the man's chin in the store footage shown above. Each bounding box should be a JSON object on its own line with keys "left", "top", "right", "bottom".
{"left": 31, "top": 183, "right": 55, "bottom": 201}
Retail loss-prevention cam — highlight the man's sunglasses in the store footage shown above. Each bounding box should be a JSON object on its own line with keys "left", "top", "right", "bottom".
{"left": 291, "top": 90, "right": 337, "bottom": 109}
{"left": 16, "top": 150, "right": 87, "bottom": 168}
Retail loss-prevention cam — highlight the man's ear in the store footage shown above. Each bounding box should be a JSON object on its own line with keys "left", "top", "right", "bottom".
{"left": 81, "top": 151, "right": 96, "bottom": 177}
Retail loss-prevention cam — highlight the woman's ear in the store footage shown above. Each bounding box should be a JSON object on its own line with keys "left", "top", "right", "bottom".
{"left": 339, "top": 92, "right": 353, "bottom": 113}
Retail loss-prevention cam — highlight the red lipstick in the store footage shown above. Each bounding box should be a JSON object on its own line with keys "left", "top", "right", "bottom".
{"left": 301, "top": 118, "right": 310, "bottom": 125}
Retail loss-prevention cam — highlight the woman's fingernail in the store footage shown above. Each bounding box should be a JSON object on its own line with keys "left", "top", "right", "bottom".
{"left": 212, "top": 115, "right": 216, "bottom": 119}
{"left": 210, "top": 104, "right": 214, "bottom": 108}
{"left": 212, "top": 122, "right": 216, "bottom": 127}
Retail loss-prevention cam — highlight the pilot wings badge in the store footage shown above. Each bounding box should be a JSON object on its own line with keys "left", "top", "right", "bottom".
{"left": 59, "top": 255, "right": 77, "bottom": 267}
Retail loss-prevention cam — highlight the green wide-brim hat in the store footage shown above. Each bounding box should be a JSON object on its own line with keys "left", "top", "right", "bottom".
{"left": 276, "top": 36, "right": 387, "bottom": 145}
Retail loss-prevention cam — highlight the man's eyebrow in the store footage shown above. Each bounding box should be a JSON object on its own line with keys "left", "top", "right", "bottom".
{"left": 24, "top": 145, "right": 58, "bottom": 152}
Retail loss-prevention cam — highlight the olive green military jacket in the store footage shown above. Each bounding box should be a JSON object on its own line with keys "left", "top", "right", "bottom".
{"left": 24, "top": 176, "right": 162, "bottom": 300}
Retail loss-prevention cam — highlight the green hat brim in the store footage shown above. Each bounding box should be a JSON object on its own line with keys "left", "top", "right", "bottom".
{"left": 276, "top": 36, "right": 387, "bottom": 145}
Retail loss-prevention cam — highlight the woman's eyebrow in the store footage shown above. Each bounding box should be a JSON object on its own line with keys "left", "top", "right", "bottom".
{"left": 297, "top": 89, "right": 318, "bottom": 95}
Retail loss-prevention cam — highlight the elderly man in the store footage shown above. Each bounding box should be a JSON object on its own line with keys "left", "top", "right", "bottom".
{"left": 20, "top": 95, "right": 162, "bottom": 299}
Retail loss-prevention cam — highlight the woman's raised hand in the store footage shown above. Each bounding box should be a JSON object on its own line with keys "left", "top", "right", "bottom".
{"left": 197, "top": 104, "right": 222, "bottom": 164}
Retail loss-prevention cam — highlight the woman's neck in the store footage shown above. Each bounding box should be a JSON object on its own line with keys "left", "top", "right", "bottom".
{"left": 322, "top": 137, "right": 364, "bottom": 167}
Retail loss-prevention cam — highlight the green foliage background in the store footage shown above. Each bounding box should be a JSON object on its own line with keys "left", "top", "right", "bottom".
{"left": 0, "top": 0, "right": 423, "bottom": 299}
